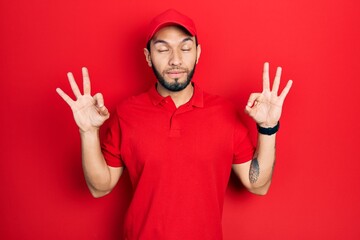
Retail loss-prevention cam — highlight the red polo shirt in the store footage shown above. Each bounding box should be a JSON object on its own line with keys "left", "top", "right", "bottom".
{"left": 101, "top": 83, "right": 254, "bottom": 240}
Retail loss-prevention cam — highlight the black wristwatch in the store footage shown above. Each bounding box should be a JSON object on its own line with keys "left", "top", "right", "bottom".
{"left": 257, "top": 122, "right": 279, "bottom": 135}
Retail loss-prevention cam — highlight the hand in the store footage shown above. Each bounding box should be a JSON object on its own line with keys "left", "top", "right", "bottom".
{"left": 56, "top": 67, "right": 110, "bottom": 132}
{"left": 245, "top": 62, "right": 293, "bottom": 127}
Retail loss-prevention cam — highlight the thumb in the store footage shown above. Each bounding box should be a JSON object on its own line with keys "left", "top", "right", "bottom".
{"left": 93, "top": 93, "right": 105, "bottom": 108}
{"left": 244, "top": 105, "right": 255, "bottom": 117}
{"left": 246, "top": 93, "right": 261, "bottom": 108}
{"left": 99, "top": 106, "right": 110, "bottom": 117}
{"left": 93, "top": 93, "right": 109, "bottom": 117}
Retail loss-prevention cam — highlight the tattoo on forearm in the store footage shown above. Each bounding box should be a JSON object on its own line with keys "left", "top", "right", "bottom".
{"left": 249, "top": 158, "right": 260, "bottom": 184}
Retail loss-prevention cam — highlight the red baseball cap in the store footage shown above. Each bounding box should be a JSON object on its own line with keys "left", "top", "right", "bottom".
{"left": 145, "top": 9, "right": 197, "bottom": 46}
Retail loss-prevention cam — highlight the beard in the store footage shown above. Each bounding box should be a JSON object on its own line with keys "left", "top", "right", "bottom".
{"left": 151, "top": 64, "right": 196, "bottom": 92}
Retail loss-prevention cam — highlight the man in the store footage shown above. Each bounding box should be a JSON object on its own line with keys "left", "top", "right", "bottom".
{"left": 56, "top": 9, "right": 292, "bottom": 240}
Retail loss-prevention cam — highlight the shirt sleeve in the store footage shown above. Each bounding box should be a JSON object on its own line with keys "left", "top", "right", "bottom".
{"left": 233, "top": 121, "right": 255, "bottom": 164}
{"left": 101, "top": 109, "right": 124, "bottom": 167}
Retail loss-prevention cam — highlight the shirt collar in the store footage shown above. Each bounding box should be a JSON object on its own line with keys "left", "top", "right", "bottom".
{"left": 148, "top": 82, "right": 204, "bottom": 108}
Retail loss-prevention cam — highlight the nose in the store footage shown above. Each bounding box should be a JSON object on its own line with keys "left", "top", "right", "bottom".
{"left": 169, "top": 50, "right": 182, "bottom": 66}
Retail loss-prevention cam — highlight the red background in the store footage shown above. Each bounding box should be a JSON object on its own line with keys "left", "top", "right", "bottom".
{"left": 1, "top": 0, "right": 360, "bottom": 239}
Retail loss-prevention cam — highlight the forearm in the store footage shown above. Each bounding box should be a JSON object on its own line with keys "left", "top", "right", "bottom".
{"left": 248, "top": 133, "right": 276, "bottom": 194}
{"left": 241, "top": 62, "right": 292, "bottom": 194}
{"left": 80, "top": 129, "right": 112, "bottom": 196}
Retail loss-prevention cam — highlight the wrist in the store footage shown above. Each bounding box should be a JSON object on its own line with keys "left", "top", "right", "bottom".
{"left": 80, "top": 127, "right": 99, "bottom": 136}
{"left": 257, "top": 121, "right": 279, "bottom": 135}
{"left": 258, "top": 121, "right": 278, "bottom": 128}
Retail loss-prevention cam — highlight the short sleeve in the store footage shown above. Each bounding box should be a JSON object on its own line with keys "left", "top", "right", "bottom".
{"left": 233, "top": 122, "right": 255, "bottom": 164}
{"left": 101, "top": 110, "right": 124, "bottom": 167}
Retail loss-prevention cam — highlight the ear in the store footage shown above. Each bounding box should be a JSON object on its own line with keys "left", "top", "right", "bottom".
{"left": 144, "top": 48, "right": 152, "bottom": 67}
{"left": 196, "top": 44, "right": 201, "bottom": 64}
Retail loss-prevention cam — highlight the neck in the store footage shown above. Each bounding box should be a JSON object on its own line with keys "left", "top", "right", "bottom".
{"left": 156, "top": 82, "right": 194, "bottom": 108}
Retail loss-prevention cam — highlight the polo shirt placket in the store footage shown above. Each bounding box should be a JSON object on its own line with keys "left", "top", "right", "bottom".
{"left": 153, "top": 84, "right": 204, "bottom": 138}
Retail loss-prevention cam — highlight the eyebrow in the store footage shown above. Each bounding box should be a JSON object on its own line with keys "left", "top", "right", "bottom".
{"left": 153, "top": 37, "right": 194, "bottom": 45}
{"left": 181, "top": 37, "right": 194, "bottom": 43}
{"left": 153, "top": 39, "right": 168, "bottom": 45}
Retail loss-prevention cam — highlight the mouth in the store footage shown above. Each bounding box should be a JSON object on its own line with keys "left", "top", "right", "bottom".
{"left": 165, "top": 70, "right": 187, "bottom": 79}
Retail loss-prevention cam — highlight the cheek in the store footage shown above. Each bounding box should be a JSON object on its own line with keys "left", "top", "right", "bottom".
{"left": 151, "top": 56, "right": 167, "bottom": 70}
{"left": 184, "top": 49, "right": 198, "bottom": 62}
{"left": 183, "top": 54, "right": 197, "bottom": 67}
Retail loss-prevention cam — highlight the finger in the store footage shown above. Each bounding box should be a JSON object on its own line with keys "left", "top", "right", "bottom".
{"left": 262, "top": 62, "right": 270, "bottom": 92}
{"left": 245, "top": 105, "right": 252, "bottom": 114}
{"left": 246, "top": 93, "right": 262, "bottom": 108}
{"left": 279, "top": 80, "right": 293, "bottom": 102}
{"left": 82, "top": 67, "right": 91, "bottom": 95}
{"left": 94, "top": 93, "right": 109, "bottom": 117}
{"left": 272, "top": 66, "right": 282, "bottom": 95}
{"left": 67, "top": 72, "right": 82, "bottom": 98}
{"left": 99, "top": 106, "right": 110, "bottom": 117}
{"left": 56, "top": 88, "right": 74, "bottom": 107}
{"left": 245, "top": 105, "right": 255, "bottom": 118}
{"left": 93, "top": 93, "right": 105, "bottom": 108}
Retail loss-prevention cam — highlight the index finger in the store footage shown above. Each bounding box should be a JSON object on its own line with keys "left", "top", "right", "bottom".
{"left": 56, "top": 88, "right": 74, "bottom": 107}
{"left": 262, "top": 62, "right": 270, "bottom": 92}
{"left": 279, "top": 80, "right": 293, "bottom": 103}
{"left": 82, "top": 67, "right": 91, "bottom": 95}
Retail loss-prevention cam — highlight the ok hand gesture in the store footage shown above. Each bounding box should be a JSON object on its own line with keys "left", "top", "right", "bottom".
{"left": 56, "top": 67, "right": 110, "bottom": 132}
{"left": 245, "top": 62, "right": 293, "bottom": 128}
